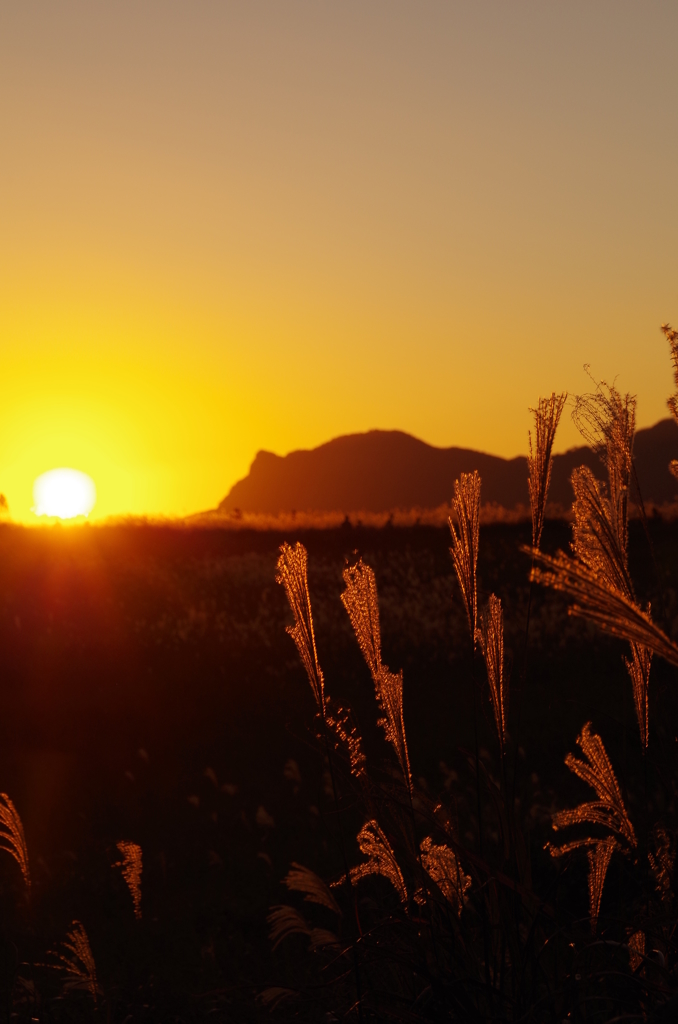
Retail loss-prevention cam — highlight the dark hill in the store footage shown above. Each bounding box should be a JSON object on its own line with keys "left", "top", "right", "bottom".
{"left": 218, "top": 419, "right": 678, "bottom": 515}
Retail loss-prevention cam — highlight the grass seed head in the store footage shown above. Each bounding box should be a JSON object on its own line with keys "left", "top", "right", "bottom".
{"left": 51, "top": 920, "right": 99, "bottom": 1003}
{"left": 572, "top": 380, "right": 635, "bottom": 560}
{"left": 475, "top": 594, "right": 507, "bottom": 752}
{"left": 528, "top": 392, "right": 567, "bottom": 550}
{"left": 449, "top": 471, "right": 481, "bottom": 643}
{"left": 276, "top": 542, "right": 325, "bottom": 711}
{"left": 571, "top": 466, "right": 633, "bottom": 600}
{"left": 623, "top": 642, "right": 651, "bottom": 750}
{"left": 551, "top": 722, "right": 635, "bottom": 849}
{"left": 420, "top": 837, "right": 471, "bottom": 915}
{"left": 661, "top": 322, "right": 678, "bottom": 425}
{"left": 283, "top": 862, "right": 342, "bottom": 916}
{"left": 648, "top": 826, "right": 674, "bottom": 903}
{"left": 529, "top": 548, "right": 678, "bottom": 669}
{"left": 115, "top": 840, "right": 142, "bottom": 920}
{"left": 0, "top": 793, "right": 30, "bottom": 893}
{"left": 587, "top": 837, "right": 617, "bottom": 936}
{"left": 342, "top": 559, "right": 411, "bottom": 786}
{"left": 333, "top": 820, "right": 407, "bottom": 904}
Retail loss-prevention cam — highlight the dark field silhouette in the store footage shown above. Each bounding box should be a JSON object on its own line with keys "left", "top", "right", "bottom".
{"left": 0, "top": 516, "right": 676, "bottom": 1019}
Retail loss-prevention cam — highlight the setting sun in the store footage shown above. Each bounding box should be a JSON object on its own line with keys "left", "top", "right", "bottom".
{"left": 33, "top": 468, "right": 96, "bottom": 520}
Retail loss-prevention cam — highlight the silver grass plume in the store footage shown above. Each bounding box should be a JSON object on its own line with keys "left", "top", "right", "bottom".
{"left": 333, "top": 820, "right": 407, "bottom": 904}
{"left": 572, "top": 381, "right": 635, "bottom": 559}
{"left": 276, "top": 542, "right": 325, "bottom": 710}
{"left": 115, "top": 841, "right": 142, "bottom": 920}
{"left": 587, "top": 838, "right": 617, "bottom": 936}
{"left": 548, "top": 722, "right": 635, "bottom": 851}
{"left": 277, "top": 543, "right": 366, "bottom": 776}
{"left": 267, "top": 906, "right": 338, "bottom": 951}
{"left": 323, "top": 698, "right": 367, "bottom": 778}
{"left": 0, "top": 794, "right": 30, "bottom": 892}
{"left": 648, "top": 826, "right": 674, "bottom": 903}
{"left": 420, "top": 836, "right": 471, "bottom": 916}
{"left": 528, "top": 548, "right": 678, "bottom": 668}
{"left": 569, "top": 384, "right": 655, "bottom": 747}
{"left": 50, "top": 921, "right": 99, "bottom": 1003}
{"left": 341, "top": 559, "right": 411, "bottom": 787}
{"left": 283, "top": 862, "right": 342, "bottom": 916}
{"left": 624, "top": 643, "right": 651, "bottom": 751}
{"left": 449, "top": 471, "right": 481, "bottom": 642}
{"left": 570, "top": 466, "right": 633, "bottom": 600}
{"left": 661, "top": 323, "right": 678, "bottom": 426}
{"left": 475, "top": 594, "right": 507, "bottom": 752}
{"left": 528, "top": 392, "right": 567, "bottom": 550}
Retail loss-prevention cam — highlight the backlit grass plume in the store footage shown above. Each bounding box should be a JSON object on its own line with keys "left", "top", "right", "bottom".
{"left": 0, "top": 793, "right": 30, "bottom": 892}
{"left": 276, "top": 542, "right": 325, "bottom": 710}
{"left": 323, "top": 698, "right": 367, "bottom": 778}
{"left": 572, "top": 381, "right": 635, "bottom": 559}
{"left": 333, "top": 820, "right": 407, "bottom": 904}
{"left": 570, "top": 466, "right": 633, "bottom": 599}
{"left": 277, "top": 542, "right": 366, "bottom": 776}
{"left": 662, "top": 322, "right": 678, "bottom": 425}
{"left": 528, "top": 392, "right": 567, "bottom": 550}
{"left": 420, "top": 837, "right": 471, "bottom": 916}
{"left": 528, "top": 549, "right": 678, "bottom": 668}
{"left": 341, "top": 559, "right": 410, "bottom": 786}
{"left": 475, "top": 594, "right": 506, "bottom": 752}
{"left": 283, "top": 862, "right": 342, "bottom": 916}
{"left": 449, "top": 471, "right": 481, "bottom": 642}
{"left": 587, "top": 837, "right": 618, "bottom": 935}
{"left": 649, "top": 826, "right": 674, "bottom": 903}
{"left": 115, "top": 840, "right": 142, "bottom": 920}
{"left": 624, "top": 643, "right": 651, "bottom": 750}
{"left": 51, "top": 921, "right": 99, "bottom": 1003}
{"left": 549, "top": 722, "right": 635, "bottom": 851}
{"left": 267, "top": 905, "right": 338, "bottom": 951}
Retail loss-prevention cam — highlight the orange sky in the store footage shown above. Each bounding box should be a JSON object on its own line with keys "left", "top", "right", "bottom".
{"left": 1, "top": 2, "right": 677, "bottom": 521}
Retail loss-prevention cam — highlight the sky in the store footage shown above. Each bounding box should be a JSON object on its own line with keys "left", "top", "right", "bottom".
{"left": 1, "top": 1, "right": 677, "bottom": 521}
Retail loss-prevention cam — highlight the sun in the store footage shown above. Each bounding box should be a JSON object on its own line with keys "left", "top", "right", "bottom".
{"left": 33, "top": 468, "right": 97, "bottom": 520}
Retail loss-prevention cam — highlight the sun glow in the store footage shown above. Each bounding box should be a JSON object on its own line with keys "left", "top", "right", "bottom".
{"left": 33, "top": 468, "right": 97, "bottom": 520}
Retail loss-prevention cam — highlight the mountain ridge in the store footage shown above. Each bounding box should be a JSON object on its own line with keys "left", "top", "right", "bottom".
{"left": 217, "top": 419, "right": 678, "bottom": 515}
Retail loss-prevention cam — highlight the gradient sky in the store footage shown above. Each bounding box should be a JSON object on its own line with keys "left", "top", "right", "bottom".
{"left": 1, "top": 2, "right": 677, "bottom": 521}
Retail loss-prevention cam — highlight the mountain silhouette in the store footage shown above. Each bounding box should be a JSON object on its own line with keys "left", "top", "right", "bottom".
{"left": 217, "top": 418, "right": 678, "bottom": 516}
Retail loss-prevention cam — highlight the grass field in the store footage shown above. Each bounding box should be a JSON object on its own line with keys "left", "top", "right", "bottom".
{"left": 0, "top": 516, "right": 675, "bottom": 1019}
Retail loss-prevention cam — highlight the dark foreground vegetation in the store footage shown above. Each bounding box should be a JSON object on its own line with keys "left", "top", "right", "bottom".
{"left": 0, "top": 513, "right": 676, "bottom": 1021}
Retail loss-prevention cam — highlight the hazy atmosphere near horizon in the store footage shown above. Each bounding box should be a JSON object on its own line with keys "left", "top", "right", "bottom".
{"left": 1, "top": 1, "right": 677, "bottom": 520}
